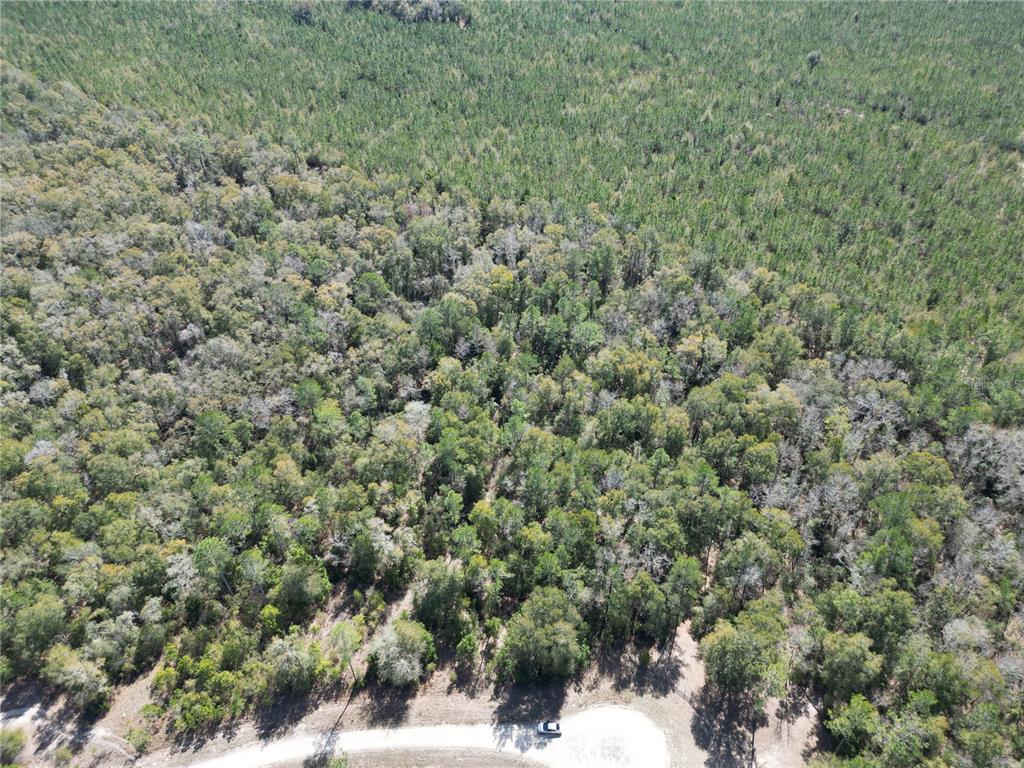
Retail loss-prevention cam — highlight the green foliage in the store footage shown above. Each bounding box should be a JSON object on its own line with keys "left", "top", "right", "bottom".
{"left": 273, "top": 552, "right": 331, "bottom": 627}
{"left": 666, "top": 555, "right": 702, "bottom": 624}
{"left": 42, "top": 644, "right": 110, "bottom": 713}
{"left": 499, "top": 587, "right": 588, "bottom": 682}
{"left": 4, "top": 2, "right": 1021, "bottom": 344}
{"left": 700, "top": 594, "right": 787, "bottom": 707}
{"left": 0, "top": 729, "right": 25, "bottom": 765}
{"left": 820, "top": 632, "right": 883, "bottom": 703}
{"left": 413, "top": 559, "right": 469, "bottom": 642}
{"left": 266, "top": 635, "right": 319, "bottom": 693}
{"left": 369, "top": 618, "right": 436, "bottom": 687}
{"left": 8, "top": 594, "right": 65, "bottom": 671}
{"left": 455, "top": 629, "right": 478, "bottom": 665}
{"left": 826, "top": 694, "right": 881, "bottom": 757}
{"left": 327, "top": 619, "right": 364, "bottom": 681}
{"left": 350, "top": 0, "right": 470, "bottom": 25}
{"left": 0, "top": 39, "right": 1021, "bottom": 768}
{"left": 125, "top": 727, "right": 151, "bottom": 755}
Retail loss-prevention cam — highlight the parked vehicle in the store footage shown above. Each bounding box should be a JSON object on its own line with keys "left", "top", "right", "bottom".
{"left": 537, "top": 721, "right": 561, "bottom": 736}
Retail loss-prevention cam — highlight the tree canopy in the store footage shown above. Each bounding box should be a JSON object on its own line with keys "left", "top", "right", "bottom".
{"left": 0, "top": 15, "right": 1022, "bottom": 763}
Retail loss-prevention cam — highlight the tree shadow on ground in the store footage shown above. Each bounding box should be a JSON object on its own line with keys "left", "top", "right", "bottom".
{"left": 766, "top": 684, "right": 833, "bottom": 761}
{"left": 793, "top": 694, "right": 832, "bottom": 763}
{"left": 166, "top": 680, "right": 345, "bottom": 755}
{"left": 690, "top": 683, "right": 766, "bottom": 768}
{"left": 256, "top": 676, "right": 361, "bottom": 740}
{"left": 360, "top": 680, "right": 414, "bottom": 727}
{"left": 32, "top": 700, "right": 94, "bottom": 756}
{"left": 490, "top": 722, "right": 556, "bottom": 754}
{"left": 167, "top": 708, "right": 247, "bottom": 753}
{"left": 1, "top": 679, "right": 47, "bottom": 713}
{"left": 2, "top": 683, "right": 92, "bottom": 758}
{"left": 251, "top": 692, "right": 325, "bottom": 741}
{"left": 445, "top": 660, "right": 484, "bottom": 697}
{"left": 440, "top": 644, "right": 493, "bottom": 698}
{"left": 490, "top": 681, "right": 568, "bottom": 752}
{"left": 2, "top": 684, "right": 136, "bottom": 765}
{"left": 165, "top": 718, "right": 224, "bottom": 754}
{"left": 594, "top": 642, "right": 685, "bottom": 698}
{"left": 302, "top": 727, "right": 344, "bottom": 768}
{"left": 301, "top": 687, "right": 361, "bottom": 768}
{"left": 775, "top": 684, "right": 813, "bottom": 724}
{"left": 803, "top": 724, "right": 832, "bottom": 763}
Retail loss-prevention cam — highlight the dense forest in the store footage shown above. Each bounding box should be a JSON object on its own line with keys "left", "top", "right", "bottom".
{"left": 1, "top": 3, "right": 1023, "bottom": 768}
{"left": 4, "top": 1, "right": 1024, "bottom": 341}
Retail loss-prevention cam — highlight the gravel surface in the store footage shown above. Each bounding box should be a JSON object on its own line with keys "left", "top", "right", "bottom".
{"left": 144, "top": 706, "right": 668, "bottom": 768}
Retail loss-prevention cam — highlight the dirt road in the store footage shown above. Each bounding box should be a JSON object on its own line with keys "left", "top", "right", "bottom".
{"left": 140, "top": 706, "right": 668, "bottom": 768}
{"left": 1, "top": 627, "right": 823, "bottom": 767}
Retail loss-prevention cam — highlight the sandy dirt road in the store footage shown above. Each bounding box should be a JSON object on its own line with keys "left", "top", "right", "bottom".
{"left": 2, "top": 627, "right": 823, "bottom": 768}
{"left": 140, "top": 705, "right": 668, "bottom": 768}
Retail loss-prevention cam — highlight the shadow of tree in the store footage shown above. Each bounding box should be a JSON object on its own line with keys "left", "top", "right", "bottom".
{"left": 1, "top": 681, "right": 134, "bottom": 766}
{"left": 490, "top": 722, "right": 556, "bottom": 754}
{"left": 594, "top": 642, "right": 685, "bottom": 697}
{"left": 441, "top": 645, "right": 493, "bottom": 698}
{"left": 32, "top": 700, "right": 93, "bottom": 756}
{"left": 164, "top": 680, "right": 346, "bottom": 756}
{"left": 166, "top": 713, "right": 240, "bottom": 754}
{"left": 760, "top": 684, "right": 832, "bottom": 762}
{"left": 491, "top": 680, "right": 568, "bottom": 723}
{"left": 9, "top": 693, "right": 104, "bottom": 761}
{"left": 490, "top": 681, "right": 567, "bottom": 752}
{"left": 690, "top": 683, "right": 766, "bottom": 768}
{"left": 360, "top": 681, "right": 414, "bottom": 727}
{"left": 302, "top": 727, "right": 345, "bottom": 768}
{"left": 0, "top": 680, "right": 48, "bottom": 713}
{"left": 775, "top": 684, "right": 813, "bottom": 724}
{"left": 803, "top": 721, "right": 832, "bottom": 763}
{"left": 444, "top": 662, "right": 480, "bottom": 697}
{"left": 301, "top": 690, "right": 361, "bottom": 768}
{"left": 252, "top": 692, "right": 322, "bottom": 740}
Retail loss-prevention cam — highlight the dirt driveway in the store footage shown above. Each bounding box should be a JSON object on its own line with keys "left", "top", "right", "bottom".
{"left": 1, "top": 626, "right": 824, "bottom": 768}
{"left": 144, "top": 705, "right": 668, "bottom": 768}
